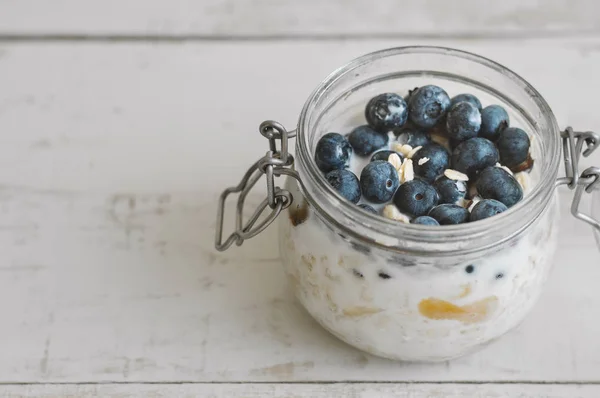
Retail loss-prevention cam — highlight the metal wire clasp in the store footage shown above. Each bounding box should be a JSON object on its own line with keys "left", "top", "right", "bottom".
{"left": 215, "top": 120, "right": 301, "bottom": 251}
{"left": 558, "top": 127, "right": 600, "bottom": 232}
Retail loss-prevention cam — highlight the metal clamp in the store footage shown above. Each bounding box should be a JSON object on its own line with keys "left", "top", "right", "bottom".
{"left": 558, "top": 127, "right": 600, "bottom": 232}
{"left": 215, "top": 120, "right": 301, "bottom": 251}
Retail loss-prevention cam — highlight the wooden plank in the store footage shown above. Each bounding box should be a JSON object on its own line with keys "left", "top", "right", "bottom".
{"left": 0, "top": 39, "right": 598, "bottom": 191}
{"left": 0, "top": 187, "right": 597, "bottom": 383}
{"left": 0, "top": 0, "right": 600, "bottom": 37}
{"left": 0, "top": 39, "right": 598, "bottom": 383}
{"left": 1, "top": 383, "right": 600, "bottom": 397}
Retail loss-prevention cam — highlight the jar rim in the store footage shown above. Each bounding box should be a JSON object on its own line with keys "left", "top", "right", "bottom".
{"left": 296, "top": 45, "right": 561, "bottom": 255}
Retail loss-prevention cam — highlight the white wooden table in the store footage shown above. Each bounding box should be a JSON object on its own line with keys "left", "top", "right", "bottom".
{"left": 0, "top": 2, "right": 599, "bottom": 397}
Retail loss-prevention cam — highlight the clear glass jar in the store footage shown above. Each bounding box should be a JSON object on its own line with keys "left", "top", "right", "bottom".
{"left": 216, "top": 46, "right": 600, "bottom": 362}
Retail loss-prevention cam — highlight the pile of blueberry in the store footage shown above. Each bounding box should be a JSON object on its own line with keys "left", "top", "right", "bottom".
{"left": 314, "top": 85, "right": 533, "bottom": 226}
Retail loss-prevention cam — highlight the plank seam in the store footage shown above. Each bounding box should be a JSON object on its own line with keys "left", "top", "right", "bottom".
{"left": 0, "top": 381, "right": 599, "bottom": 386}
{"left": 2, "top": 31, "right": 600, "bottom": 42}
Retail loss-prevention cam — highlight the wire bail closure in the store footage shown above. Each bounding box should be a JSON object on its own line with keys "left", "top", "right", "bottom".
{"left": 214, "top": 121, "right": 301, "bottom": 251}
{"left": 558, "top": 127, "right": 600, "bottom": 232}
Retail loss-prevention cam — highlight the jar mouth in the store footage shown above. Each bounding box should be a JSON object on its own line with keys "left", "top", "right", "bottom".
{"left": 296, "top": 46, "right": 561, "bottom": 256}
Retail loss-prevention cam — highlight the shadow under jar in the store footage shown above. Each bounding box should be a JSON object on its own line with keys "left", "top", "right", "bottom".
{"left": 216, "top": 47, "right": 600, "bottom": 362}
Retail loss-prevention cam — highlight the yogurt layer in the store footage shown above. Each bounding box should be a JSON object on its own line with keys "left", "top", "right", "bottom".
{"left": 280, "top": 180, "right": 558, "bottom": 360}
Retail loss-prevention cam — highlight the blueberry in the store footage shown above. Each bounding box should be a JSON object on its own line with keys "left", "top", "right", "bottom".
{"left": 476, "top": 167, "right": 523, "bottom": 208}
{"left": 433, "top": 176, "right": 467, "bottom": 205}
{"left": 396, "top": 126, "right": 431, "bottom": 147}
{"left": 393, "top": 179, "right": 439, "bottom": 217}
{"left": 412, "top": 216, "right": 440, "bottom": 226}
{"left": 469, "top": 199, "right": 508, "bottom": 222}
{"left": 358, "top": 203, "right": 378, "bottom": 214}
{"left": 496, "top": 127, "right": 531, "bottom": 168}
{"left": 325, "top": 169, "right": 361, "bottom": 204}
{"left": 405, "top": 87, "right": 420, "bottom": 102}
{"left": 314, "top": 132, "right": 352, "bottom": 172}
{"left": 378, "top": 271, "right": 392, "bottom": 279}
{"left": 408, "top": 85, "right": 451, "bottom": 129}
{"left": 428, "top": 204, "right": 470, "bottom": 225}
{"left": 479, "top": 105, "right": 509, "bottom": 141}
{"left": 429, "top": 117, "right": 451, "bottom": 140}
{"left": 360, "top": 160, "right": 400, "bottom": 203}
{"left": 371, "top": 149, "right": 403, "bottom": 163}
{"left": 451, "top": 137, "right": 499, "bottom": 177}
{"left": 352, "top": 269, "right": 364, "bottom": 278}
{"left": 449, "top": 138, "right": 462, "bottom": 152}
{"left": 450, "top": 93, "right": 482, "bottom": 111}
{"left": 348, "top": 125, "right": 388, "bottom": 156}
{"left": 412, "top": 143, "right": 450, "bottom": 182}
{"left": 365, "top": 93, "right": 408, "bottom": 133}
{"left": 446, "top": 101, "right": 481, "bottom": 141}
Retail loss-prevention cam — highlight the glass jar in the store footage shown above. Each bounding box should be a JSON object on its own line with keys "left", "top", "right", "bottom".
{"left": 216, "top": 47, "right": 600, "bottom": 362}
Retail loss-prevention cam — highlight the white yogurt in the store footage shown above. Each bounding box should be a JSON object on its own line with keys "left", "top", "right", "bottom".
{"left": 279, "top": 185, "right": 558, "bottom": 361}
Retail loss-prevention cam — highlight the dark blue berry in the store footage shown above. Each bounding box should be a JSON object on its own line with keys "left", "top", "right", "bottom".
{"left": 465, "top": 265, "right": 474, "bottom": 273}
{"left": 314, "top": 132, "right": 352, "bottom": 172}
{"left": 358, "top": 203, "right": 377, "bottom": 214}
{"left": 451, "top": 137, "right": 499, "bottom": 177}
{"left": 352, "top": 269, "right": 364, "bottom": 278}
{"left": 365, "top": 93, "right": 408, "bottom": 133}
{"left": 360, "top": 160, "right": 400, "bottom": 203}
{"left": 469, "top": 199, "right": 508, "bottom": 222}
{"left": 430, "top": 119, "right": 449, "bottom": 137}
{"left": 446, "top": 101, "right": 481, "bottom": 141}
{"left": 393, "top": 179, "right": 439, "bottom": 217}
{"left": 496, "top": 127, "right": 531, "bottom": 168}
{"left": 449, "top": 138, "right": 462, "bottom": 151}
{"left": 371, "top": 149, "right": 403, "bottom": 163}
{"left": 405, "top": 87, "right": 420, "bottom": 102}
{"left": 480, "top": 105, "right": 509, "bottom": 141}
{"left": 412, "top": 143, "right": 450, "bottom": 183}
{"left": 378, "top": 271, "right": 392, "bottom": 279}
{"left": 476, "top": 167, "right": 523, "bottom": 208}
{"left": 408, "top": 85, "right": 451, "bottom": 129}
{"left": 450, "top": 93, "right": 482, "bottom": 111}
{"left": 396, "top": 126, "right": 431, "bottom": 147}
{"left": 433, "top": 176, "right": 467, "bottom": 205}
{"left": 428, "top": 204, "right": 470, "bottom": 225}
{"left": 348, "top": 125, "right": 388, "bottom": 156}
{"left": 412, "top": 216, "right": 440, "bottom": 226}
{"left": 325, "top": 169, "right": 361, "bottom": 204}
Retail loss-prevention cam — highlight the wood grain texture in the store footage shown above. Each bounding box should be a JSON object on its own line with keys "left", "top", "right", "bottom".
{"left": 2, "top": 383, "right": 600, "bottom": 398}
{"left": 0, "top": 0, "right": 600, "bottom": 37}
{"left": 0, "top": 39, "right": 598, "bottom": 384}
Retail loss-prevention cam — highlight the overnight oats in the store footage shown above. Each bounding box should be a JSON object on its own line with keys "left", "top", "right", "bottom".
{"left": 280, "top": 81, "right": 556, "bottom": 361}
{"left": 216, "top": 47, "right": 600, "bottom": 362}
